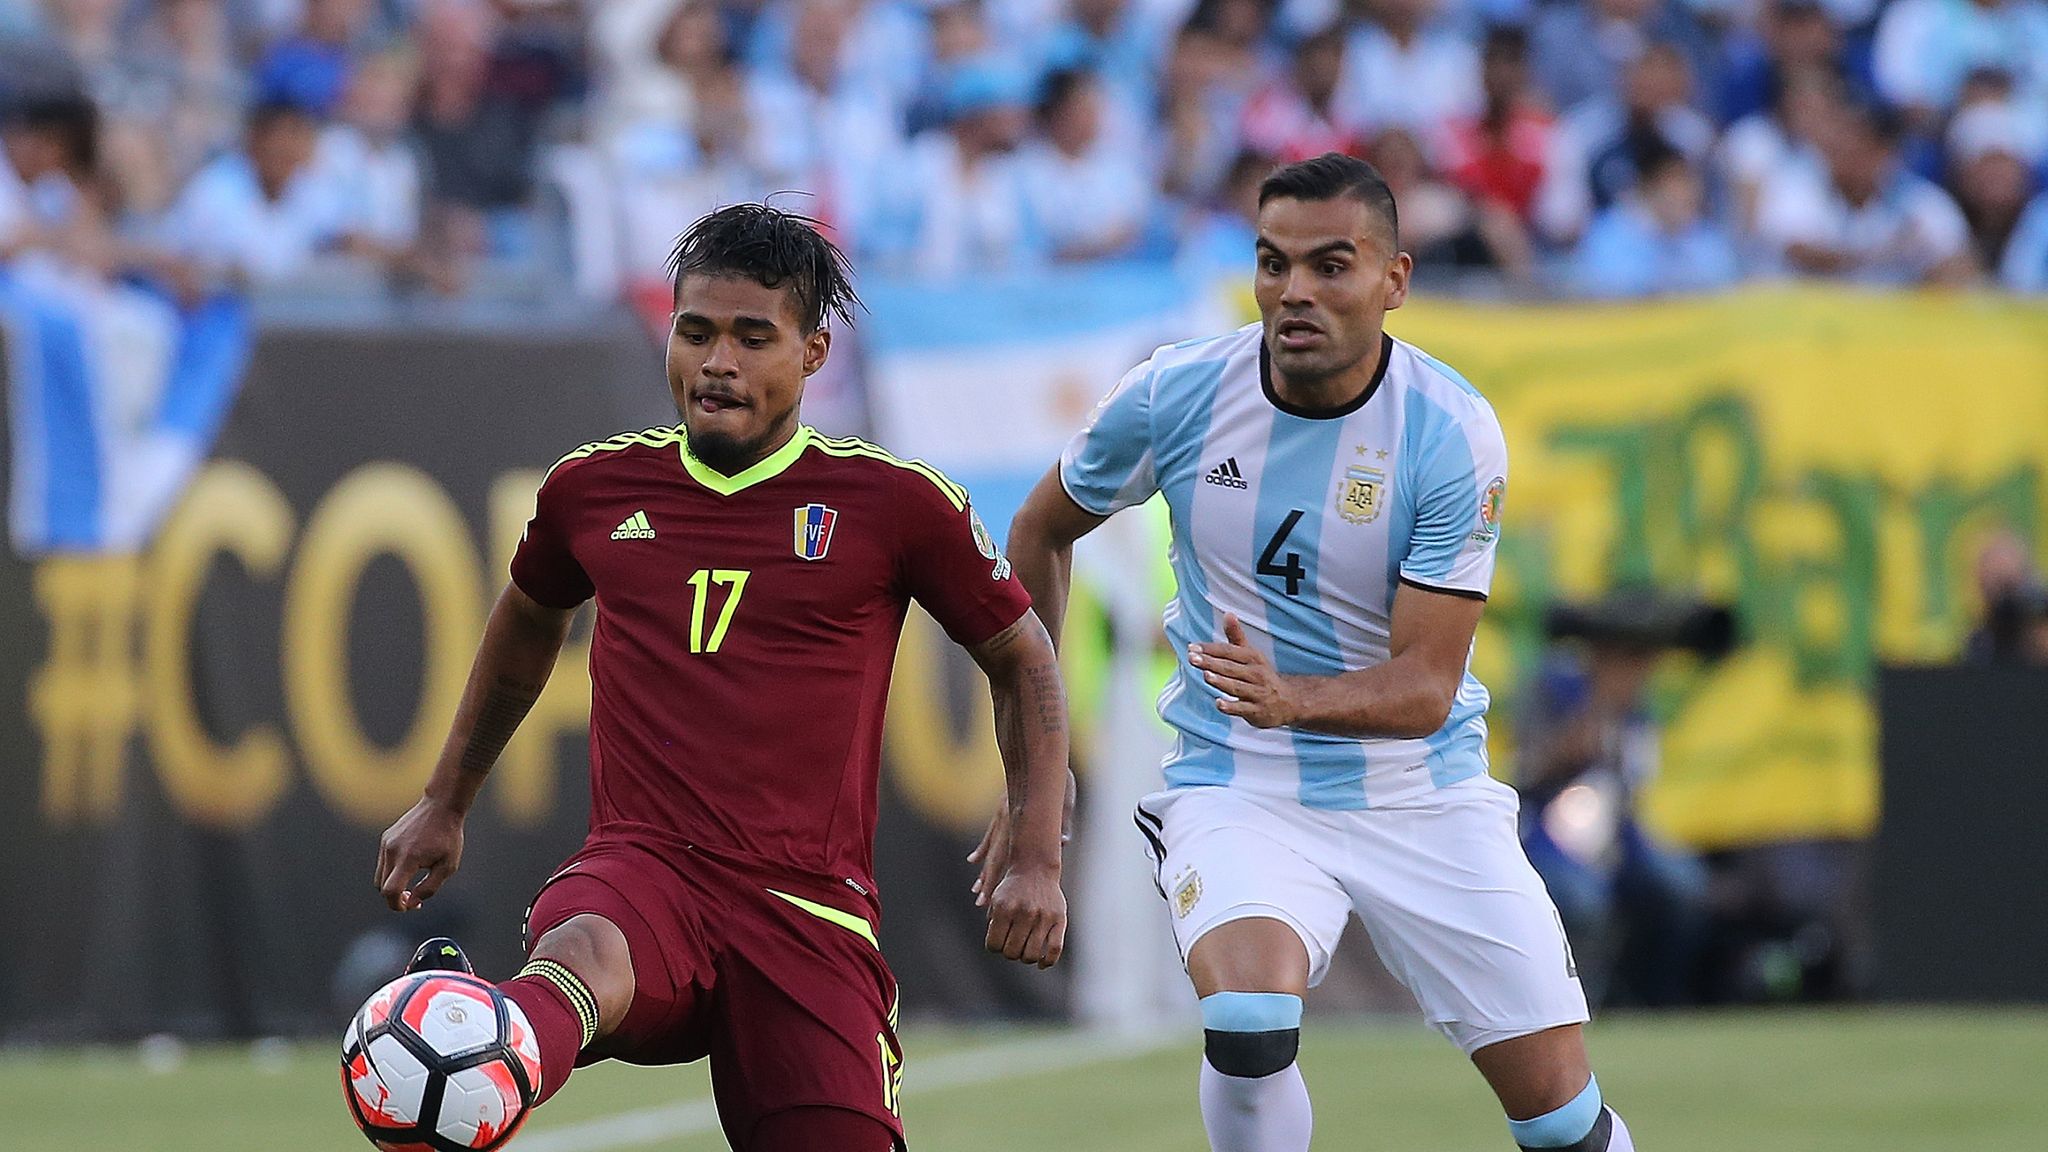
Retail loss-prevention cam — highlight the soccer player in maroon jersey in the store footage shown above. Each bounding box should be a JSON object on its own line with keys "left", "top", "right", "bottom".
{"left": 371, "top": 204, "right": 1073, "bottom": 1152}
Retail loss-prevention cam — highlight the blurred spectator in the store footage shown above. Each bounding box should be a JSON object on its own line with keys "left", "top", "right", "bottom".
{"left": 1717, "top": 64, "right": 1842, "bottom": 241}
{"left": 1716, "top": 0, "right": 1851, "bottom": 126}
{"left": 313, "top": 49, "right": 422, "bottom": 265}
{"left": 40, "top": 0, "right": 164, "bottom": 221}
{"left": 589, "top": 0, "right": 690, "bottom": 129}
{"left": 1240, "top": 26, "right": 1356, "bottom": 163}
{"left": 616, "top": 59, "right": 772, "bottom": 287}
{"left": 1442, "top": 25, "right": 1553, "bottom": 229}
{"left": 907, "top": 2, "right": 992, "bottom": 135}
{"left": 1756, "top": 100, "right": 1978, "bottom": 285}
{"left": 1332, "top": 0, "right": 1481, "bottom": 141}
{"left": 1192, "top": 0, "right": 1278, "bottom": 67}
{"left": 1872, "top": 0, "right": 2048, "bottom": 134}
{"left": 0, "top": 4, "right": 79, "bottom": 110}
{"left": 5, "top": 0, "right": 2047, "bottom": 308}
{"left": 1535, "top": 40, "right": 1715, "bottom": 246}
{"left": 1038, "top": 0, "right": 1171, "bottom": 155}
{"left": 865, "top": 57, "right": 1036, "bottom": 279}
{"left": 257, "top": 0, "right": 379, "bottom": 116}
{"left": 749, "top": 0, "right": 929, "bottom": 123}
{"left": 1945, "top": 102, "right": 2042, "bottom": 274}
{"left": 610, "top": 0, "right": 731, "bottom": 130}
{"left": 1158, "top": 7, "right": 1267, "bottom": 204}
{"left": 1516, "top": 638, "right": 1709, "bottom": 1008}
{"left": 748, "top": 0, "right": 900, "bottom": 236}
{"left": 1999, "top": 174, "right": 2048, "bottom": 291}
{"left": 116, "top": 0, "right": 250, "bottom": 215}
{"left": 1178, "top": 148, "right": 1268, "bottom": 281}
{"left": 413, "top": 0, "right": 578, "bottom": 262}
{"left": 45, "top": 0, "right": 120, "bottom": 78}
{"left": 1574, "top": 142, "right": 1740, "bottom": 296}
{"left": 1530, "top": 0, "right": 1714, "bottom": 117}
{"left": 1015, "top": 68, "right": 1153, "bottom": 263}
{"left": 1962, "top": 531, "right": 2048, "bottom": 663}
{"left": 1366, "top": 127, "right": 1528, "bottom": 276}
{"left": 147, "top": 101, "right": 352, "bottom": 294}
{"left": 0, "top": 96, "right": 114, "bottom": 277}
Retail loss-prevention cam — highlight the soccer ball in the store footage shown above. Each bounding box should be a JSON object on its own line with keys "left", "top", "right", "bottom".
{"left": 342, "top": 972, "right": 542, "bottom": 1152}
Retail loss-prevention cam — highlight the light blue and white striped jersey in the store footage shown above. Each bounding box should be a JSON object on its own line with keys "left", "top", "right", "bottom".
{"left": 1060, "top": 322, "right": 1508, "bottom": 809}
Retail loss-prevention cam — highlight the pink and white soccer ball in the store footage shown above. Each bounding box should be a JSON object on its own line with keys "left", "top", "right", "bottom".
{"left": 342, "top": 972, "right": 543, "bottom": 1152}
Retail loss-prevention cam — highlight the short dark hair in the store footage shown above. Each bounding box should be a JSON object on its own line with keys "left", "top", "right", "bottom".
{"left": 1481, "top": 22, "right": 1528, "bottom": 62}
{"left": 7, "top": 96, "right": 99, "bottom": 172}
{"left": 1257, "top": 151, "right": 1400, "bottom": 247}
{"left": 248, "top": 98, "right": 315, "bottom": 135}
{"left": 1633, "top": 136, "right": 1691, "bottom": 184}
{"left": 1036, "top": 67, "right": 1094, "bottom": 126}
{"left": 667, "top": 202, "right": 862, "bottom": 334}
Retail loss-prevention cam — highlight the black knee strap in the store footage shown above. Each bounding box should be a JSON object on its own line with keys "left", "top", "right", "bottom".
{"left": 1204, "top": 1027, "right": 1300, "bottom": 1079}
{"left": 1518, "top": 1106, "right": 1614, "bottom": 1152}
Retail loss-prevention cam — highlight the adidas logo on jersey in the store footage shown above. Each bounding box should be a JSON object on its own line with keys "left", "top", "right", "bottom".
{"left": 1203, "top": 458, "right": 1249, "bottom": 489}
{"left": 611, "top": 511, "right": 656, "bottom": 540}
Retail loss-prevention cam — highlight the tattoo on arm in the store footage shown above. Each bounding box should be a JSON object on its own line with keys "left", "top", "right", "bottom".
{"left": 975, "top": 617, "right": 1027, "bottom": 658}
{"left": 1025, "top": 661, "right": 1062, "bottom": 735}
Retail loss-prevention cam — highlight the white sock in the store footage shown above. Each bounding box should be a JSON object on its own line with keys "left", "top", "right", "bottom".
{"left": 1199, "top": 1057, "right": 1313, "bottom": 1152}
{"left": 1605, "top": 1108, "right": 1634, "bottom": 1151}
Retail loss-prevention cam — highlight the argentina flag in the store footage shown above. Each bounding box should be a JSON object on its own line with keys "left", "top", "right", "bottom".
{"left": 1, "top": 266, "right": 250, "bottom": 555}
{"left": 861, "top": 263, "right": 1221, "bottom": 539}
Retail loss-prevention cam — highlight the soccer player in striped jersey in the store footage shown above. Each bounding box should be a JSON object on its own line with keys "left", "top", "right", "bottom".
{"left": 373, "top": 204, "right": 1072, "bottom": 1152}
{"left": 1000, "top": 154, "right": 1636, "bottom": 1151}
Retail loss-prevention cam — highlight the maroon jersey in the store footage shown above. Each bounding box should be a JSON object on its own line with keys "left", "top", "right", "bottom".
{"left": 511, "top": 425, "right": 1030, "bottom": 893}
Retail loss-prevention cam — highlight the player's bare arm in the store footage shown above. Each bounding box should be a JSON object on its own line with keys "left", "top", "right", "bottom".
{"left": 1189, "top": 582, "right": 1485, "bottom": 739}
{"left": 1002, "top": 466, "right": 1109, "bottom": 645}
{"left": 376, "top": 581, "right": 575, "bottom": 911}
{"left": 965, "top": 469, "right": 1106, "bottom": 901}
{"left": 967, "top": 608, "right": 1073, "bottom": 969}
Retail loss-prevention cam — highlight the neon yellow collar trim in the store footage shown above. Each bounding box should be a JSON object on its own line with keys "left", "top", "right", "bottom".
{"left": 678, "top": 424, "right": 813, "bottom": 495}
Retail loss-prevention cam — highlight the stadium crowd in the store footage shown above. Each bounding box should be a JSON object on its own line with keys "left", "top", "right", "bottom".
{"left": 3, "top": 0, "right": 2048, "bottom": 305}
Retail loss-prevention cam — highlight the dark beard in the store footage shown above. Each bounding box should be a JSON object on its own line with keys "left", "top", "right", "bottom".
{"left": 684, "top": 428, "right": 764, "bottom": 476}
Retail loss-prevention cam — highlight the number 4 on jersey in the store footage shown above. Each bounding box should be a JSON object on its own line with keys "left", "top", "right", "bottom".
{"left": 685, "top": 568, "right": 750, "bottom": 653}
{"left": 1258, "top": 510, "right": 1308, "bottom": 597}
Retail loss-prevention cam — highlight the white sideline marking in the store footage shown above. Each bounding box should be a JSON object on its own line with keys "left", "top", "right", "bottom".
{"left": 516, "top": 1029, "right": 1179, "bottom": 1152}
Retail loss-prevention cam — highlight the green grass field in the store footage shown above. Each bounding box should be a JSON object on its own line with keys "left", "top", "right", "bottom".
{"left": 2, "top": 1009, "right": 2039, "bottom": 1150}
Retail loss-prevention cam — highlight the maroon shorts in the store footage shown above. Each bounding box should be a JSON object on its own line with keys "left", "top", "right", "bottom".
{"left": 522, "top": 832, "right": 904, "bottom": 1149}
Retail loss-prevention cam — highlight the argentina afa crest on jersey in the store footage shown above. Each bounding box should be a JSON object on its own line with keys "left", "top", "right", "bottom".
{"left": 1058, "top": 323, "right": 1509, "bottom": 811}
{"left": 794, "top": 503, "right": 838, "bottom": 560}
{"left": 1337, "top": 464, "right": 1386, "bottom": 524}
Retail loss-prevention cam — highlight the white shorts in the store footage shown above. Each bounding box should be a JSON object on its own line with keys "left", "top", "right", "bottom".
{"left": 1135, "top": 774, "right": 1589, "bottom": 1055}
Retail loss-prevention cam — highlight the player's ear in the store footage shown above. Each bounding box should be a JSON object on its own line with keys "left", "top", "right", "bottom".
{"left": 802, "top": 327, "right": 831, "bottom": 377}
{"left": 1382, "top": 251, "right": 1413, "bottom": 312}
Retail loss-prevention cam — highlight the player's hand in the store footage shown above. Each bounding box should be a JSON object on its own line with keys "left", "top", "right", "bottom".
{"left": 968, "top": 772, "right": 1075, "bottom": 908}
{"left": 985, "top": 862, "right": 1067, "bottom": 969}
{"left": 376, "top": 797, "right": 466, "bottom": 912}
{"left": 1189, "top": 613, "right": 1302, "bottom": 729}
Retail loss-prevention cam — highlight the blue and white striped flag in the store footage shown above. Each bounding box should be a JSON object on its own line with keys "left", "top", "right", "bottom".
{"left": 2, "top": 268, "right": 250, "bottom": 555}
{"left": 862, "top": 262, "right": 1219, "bottom": 537}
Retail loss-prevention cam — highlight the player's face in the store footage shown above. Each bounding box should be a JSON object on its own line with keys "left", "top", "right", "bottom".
{"left": 1253, "top": 196, "right": 1411, "bottom": 386}
{"left": 668, "top": 273, "right": 830, "bottom": 471}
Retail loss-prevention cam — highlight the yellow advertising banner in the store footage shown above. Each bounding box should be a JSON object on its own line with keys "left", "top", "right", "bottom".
{"left": 1383, "top": 289, "right": 2048, "bottom": 849}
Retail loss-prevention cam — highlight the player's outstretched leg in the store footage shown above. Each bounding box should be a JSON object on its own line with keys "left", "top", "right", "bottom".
{"left": 1189, "top": 920, "right": 1314, "bottom": 1152}
{"left": 1473, "top": 1025, "right": 1635, "bottom": 1151}
{"left": 492, "top": 914, "right": 636, "bottom": 1107}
